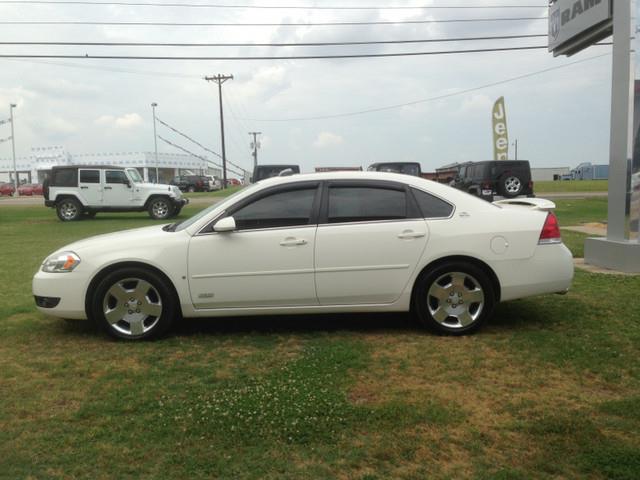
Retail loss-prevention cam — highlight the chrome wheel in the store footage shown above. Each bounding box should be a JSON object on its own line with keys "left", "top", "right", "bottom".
{"left": 150, "top": 199, "right": 170, "bottom": 219}
{"left": 504, "top": 176, "right": 522, "bottom": 195}
{"left": 427, "top": 271, "right": 485, "bottom": 329}
{"left": 59, "top": 201, "right": 79, "bottom": 220}
{"left": 102, "top": 277, "right": 162, "bottom": 337}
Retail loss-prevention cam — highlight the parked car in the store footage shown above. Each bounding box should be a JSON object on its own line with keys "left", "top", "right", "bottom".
{"left": 44, "top": 165, "right": 188, "bottom": 221}
{"left": 18, "top": 183, "right": 43, "bottom": 196}
{"left": 204, "top": 175, "right": 222, "bottom": 191}
{"left": 367, "top": 162, "right": 422, "bottom": 177}
{"left": 170, "top": 175, "right": 210, "bottom": 193}
{"left": 227, "top": 178, "right": 241, "bottom": 186}
{"left": 33, "top": 171, "right": 573, "bottom": 340}
{"left": 252, "top": 165, "right": 300, "bottom": 182}
{"left": 0, "top": 182, "right": 16, "bottom": 196}
{"left": 450, "top": 160, "right": 534, "bottom": 202}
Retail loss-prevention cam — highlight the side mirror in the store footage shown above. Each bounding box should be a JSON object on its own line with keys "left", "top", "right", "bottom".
{"left": 214, "top": 216, "right": 236, "bottom": 232}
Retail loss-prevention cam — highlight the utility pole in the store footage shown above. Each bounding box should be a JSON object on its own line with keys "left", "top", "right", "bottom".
{"left": 151, "top": 102, "right": 159, "bottom": 183}
{"left": 204, "top": 74, "right": 233, "bottom": 188}
{"left": 513, "top": 139, "right": 518, "bottom": 160}
{"left": 249, "top": 131, "right": 262, "bottom": 171}
{"left": 9, "top": 103, "right": 17, "bottom": 195}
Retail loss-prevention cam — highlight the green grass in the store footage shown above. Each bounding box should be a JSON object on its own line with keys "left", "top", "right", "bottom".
{"left": 183, "top": 185, "right": 244, "bottom": 199}
{"left": 535, "top": 180, "right": 608, "bottom": 193}
{"left": 554, "top": 197, "right": 608, "bottom": 225}
{"left": 1, "top": 200, "right": 639, "bottom": 479}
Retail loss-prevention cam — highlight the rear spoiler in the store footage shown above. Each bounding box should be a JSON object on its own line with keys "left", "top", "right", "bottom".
{"left": 492, "top": 197, "right": 556, "bottom": 211}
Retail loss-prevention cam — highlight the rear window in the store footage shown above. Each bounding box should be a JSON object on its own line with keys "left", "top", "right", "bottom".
{"left": 411, "top": 188, "right": 453, "bottom": 218}
{"left": 328, "top": 186, "right": 406, "bottom": 223}
{"left": 79, "top": 170, "right": 100, "bottom": 184}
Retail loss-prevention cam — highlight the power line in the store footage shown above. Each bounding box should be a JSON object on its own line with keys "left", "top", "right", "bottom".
{"left": 0, "top": 1, "right": 548, "bottom": 9}
{"left": 156, "top": 116, "right": 247, "bottom": 171}
{"left": 0, "top": 17, "right": 548, "bottom": 27}
{"left": 0, "top": 45, "right": 553, "bottom": 60}
{"left": 242, "top": 52, "right": 612, "bottom": 122}
{"left": 157, "top": 135, "right": 244, "bottom": 176}
{"left": 0, "top": 34, "right": 547, "bottom": 48}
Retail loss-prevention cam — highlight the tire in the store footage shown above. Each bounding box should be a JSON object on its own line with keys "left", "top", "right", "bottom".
{"left": 169, "top": 205, "right": 182, "bottom": 218}
{"left": 90, "top": 267, "right": 176, "bottom": 340}
{"left": 148, "top": 197, "right": 172, "bottom": 220}
{"left": 413, "top": 261, "right": 495, "bottom": 335}
{"left": 501, "top": 175, "right": 523, "bottom": 198}
{"left": 56, "top": 197, "right": 84, "bottom": 221}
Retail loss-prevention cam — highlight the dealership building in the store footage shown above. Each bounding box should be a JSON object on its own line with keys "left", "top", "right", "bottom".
{"left": 0, "top": 146, "right": 225, "bottom": 184}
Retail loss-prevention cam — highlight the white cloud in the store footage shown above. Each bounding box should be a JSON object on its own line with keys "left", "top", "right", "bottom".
{"left": 313, "top": 131, "right": 344, "bottom": 148}
{"left": 94, "top": 113, "right": 143, "bottom": 129}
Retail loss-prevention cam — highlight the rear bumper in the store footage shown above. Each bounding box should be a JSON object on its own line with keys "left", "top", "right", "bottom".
{"left": 494, "top": 243, "right": 574, "bottom": 302}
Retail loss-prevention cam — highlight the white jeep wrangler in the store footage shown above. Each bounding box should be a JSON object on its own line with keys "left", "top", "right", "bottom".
{"left": 44, "top": 165, "right": 188, "bottom": 221}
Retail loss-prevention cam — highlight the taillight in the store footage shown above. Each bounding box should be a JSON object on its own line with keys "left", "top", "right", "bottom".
{"left": 538, "top": 212, "right": 562, "bottom": 245}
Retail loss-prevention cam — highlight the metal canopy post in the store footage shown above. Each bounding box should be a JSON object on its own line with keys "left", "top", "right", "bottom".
{"left": 584, "top": 0, "right": 640, "bottom": 272}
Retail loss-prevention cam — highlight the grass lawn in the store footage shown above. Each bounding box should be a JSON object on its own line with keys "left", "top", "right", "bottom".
{"left": 2, "top": 201, "right": 638, "bottom": 479}
{"left": 535, "top": 180, "right": 608, "bottom": 193}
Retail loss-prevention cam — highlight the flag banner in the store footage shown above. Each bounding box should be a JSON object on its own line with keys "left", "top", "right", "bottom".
{"left": 492, "top": 96, "right": 509, "bottom": 160}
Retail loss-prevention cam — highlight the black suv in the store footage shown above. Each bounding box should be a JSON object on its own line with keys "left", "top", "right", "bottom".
{"left": 450, "top": 160, "right": 533, "bottom": 201}
{"left": 170, "top": 175, "right": 210, "bottom": 192}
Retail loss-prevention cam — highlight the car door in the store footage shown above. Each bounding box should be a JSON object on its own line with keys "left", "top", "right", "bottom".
{"left": 188, "top": 182, "right": 321, "bottom": 309}
{"left": 78, "top": 169, "right": 102, "bottom": 206}
{"left": 103, "top": 170, "right": 134, "bottom": 206}
{"left": 314, "top": 181, "right": 429, "bottom": 305}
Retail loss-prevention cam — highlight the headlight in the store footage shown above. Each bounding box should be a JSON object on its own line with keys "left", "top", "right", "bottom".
{"left": 42, "top": 252, "right": 81, "bottom": 273}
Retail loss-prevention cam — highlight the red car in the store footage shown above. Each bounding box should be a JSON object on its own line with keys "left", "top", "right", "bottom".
{"left": 0, "top": 182, "right": 16, "bottom": 196}
{"left": 18, "top": 183, "right": 43, "bottom": 196}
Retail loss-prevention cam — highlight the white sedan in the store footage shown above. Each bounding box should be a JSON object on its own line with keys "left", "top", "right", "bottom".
{"left": 33, "top": 172, "right": 573, "bottom": 340}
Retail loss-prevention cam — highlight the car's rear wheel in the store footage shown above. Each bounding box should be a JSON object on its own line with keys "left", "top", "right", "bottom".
{"left": 90, "top": 267, "right": 176, "bottom": 340}
{"left": 414, "top": 262, "right": 495, "bottom": 335}
{"left": 148, "top": 197, "right": 171, "bottom": 220}
{"left": 501, "top": 175, "right": 523, "bottom": 198}
{"left": 56, "top": 198, "right": 84, "bottom": 221}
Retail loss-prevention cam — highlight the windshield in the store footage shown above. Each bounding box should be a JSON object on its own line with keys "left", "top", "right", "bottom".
{"left": 173, "top": 184, "right": 258, "bottom": 232}
{"left": 126, "top": 168, "right": 143, "bottom": 183}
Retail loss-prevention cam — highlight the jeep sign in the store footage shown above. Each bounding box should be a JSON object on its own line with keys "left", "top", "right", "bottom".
{"left": 549, "top": 0, "right": 612, "bottom": 57}
{"left": 492, "top": 97, "right": 509, "bottom": 161}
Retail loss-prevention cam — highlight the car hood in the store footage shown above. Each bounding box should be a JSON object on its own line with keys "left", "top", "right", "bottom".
{"left": 58, "top": 224, "right": 171, "bottom": 255}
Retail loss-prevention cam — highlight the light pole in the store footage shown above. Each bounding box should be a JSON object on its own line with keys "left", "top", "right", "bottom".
{"left": 151, "top": 102, "right": 159, "bottom": 183}
{"left": 9, "top": 103, "right": 17, "bottom": 195}
{"left": 512, "top": 139, "right": 518, "bottom": 160}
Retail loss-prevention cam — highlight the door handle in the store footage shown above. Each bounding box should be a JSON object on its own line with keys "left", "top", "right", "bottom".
{"left": 104, "top": 186, "right": 112, "bottom": 190}
{"left": 80, "top": 186, "right": 88, "bottom": 189}
{"left": 397, "top": 230, "right": 426, "bottom": 240}
{"left": 280, "top": 238, "right": 308, "bottom": 247}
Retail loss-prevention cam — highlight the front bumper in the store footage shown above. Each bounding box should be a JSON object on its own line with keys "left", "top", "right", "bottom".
{"left": 172, "top": 197, "right": 189, "bottom": 208}
{"left": 32, "top": 269, "right": 91, "bottom": 319}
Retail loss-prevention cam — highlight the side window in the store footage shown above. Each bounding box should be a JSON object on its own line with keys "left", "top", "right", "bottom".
{"left": 232, "top": 187, "right": 317, "bottom": 230}
{"left": 105, "top": 170, "right": 128, "bottom": 184}
{"left": 52, "top": 169, "right": 77, "bottom": 187}
{"left": 328, "top": 187, "right": 406, "bottom": 223}
{"left": 79, "top": 169, "right": 100, "bottom": 184}
{"left": 411, "top": 188, "right": 454, "bottom": 218}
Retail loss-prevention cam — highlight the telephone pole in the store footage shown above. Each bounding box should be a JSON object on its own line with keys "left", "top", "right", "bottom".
{"left": 151, "top": 102, "right": 159, "bottom": 183}
{"left": 204, "top": 74, "right": 233, "bottom": 188}
{"left": 249, "top": 131, "right": 262, "bottom": 170}
{"left": 9, "top": 103, "right": 17, "bottom": 195}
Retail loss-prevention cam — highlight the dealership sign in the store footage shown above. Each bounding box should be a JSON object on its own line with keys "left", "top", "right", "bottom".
{"left": 548, "top": 0, "right": 612, "bottom": 56}
{"left": 492, "top": 97, "right": 509, "bottom": 161}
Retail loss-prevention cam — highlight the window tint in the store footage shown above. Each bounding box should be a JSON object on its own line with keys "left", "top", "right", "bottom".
{"left": 233, "top": 187, "right": 317, "bottom": 230}
{"left": 79, "top": 170, "right": 100, "bottom": 184}
{"left": 411, "top": 188, "right": 453, "bottom": 218}
{"left": 52, "top": 168, "right": 77, "bottom": 187}
{"left": 105, "top": 170, "right": 128, "bottom": 184}
{"left": 328, "top": 187, "right": 406, "bottom": 223}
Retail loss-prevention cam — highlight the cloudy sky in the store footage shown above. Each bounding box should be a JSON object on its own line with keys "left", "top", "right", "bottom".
{"left": 0, "top": 0, "right": 624, "bottom": 176}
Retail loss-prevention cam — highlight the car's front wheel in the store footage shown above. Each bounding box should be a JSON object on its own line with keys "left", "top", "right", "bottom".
{"left": 148, "top": 197, "right": 172, "bottom": 220}
{"left": 90, "top": 267, "right": 176, "bottom": 340}
{"left": 414, "top": 262, "right": 495, "bottom": 335}
{"left": 56, "top": 198, "right": 84, "bottom": 221}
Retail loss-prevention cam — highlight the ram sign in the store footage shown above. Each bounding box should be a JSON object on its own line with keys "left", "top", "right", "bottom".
{"left": 548, "top": 0, "right": 612, "bottom": 57}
